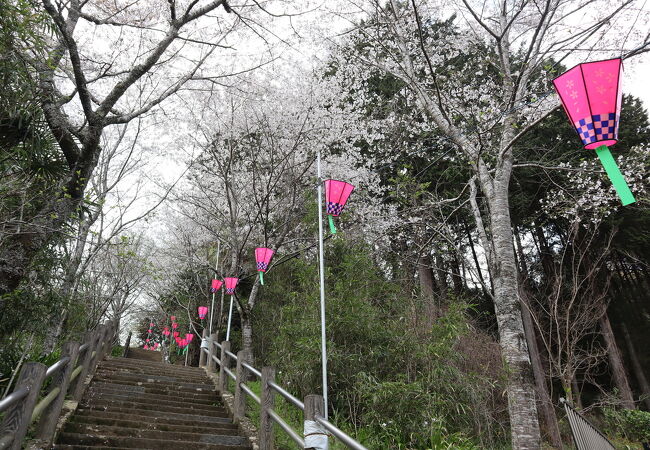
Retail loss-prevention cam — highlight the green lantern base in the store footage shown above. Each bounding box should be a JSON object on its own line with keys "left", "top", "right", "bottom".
{"left": 328, "top": 214, "right": 337, "bottom": 234}
{"left": 595, "top": 145, "right": 636, "bottom": 206}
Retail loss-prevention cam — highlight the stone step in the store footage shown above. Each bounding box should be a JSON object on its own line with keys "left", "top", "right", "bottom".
{"left": 76, "top": 406, "right": 231, "bottom": 423}
{"left": 80, "top": 399, "right": 228, "bottom": 417}
{"left": 75, "top": 407, "right": 232, "bottom": 426}
{"left": 69, "top": 414, "right": 237, "bottom": 434}
{"left": 97, "top": 364, "right": 209, "bottom": 380}
{"left": 63, "top": 422, "right": 243, "bottom": 440}
{"left": 53, "top": 445, "right": 132, "bottom": 449}
{"left": 102, "top": 358, "right": 206, "bottom": 374}
{"left": 88, "top": 384, "right": 219, "bottom": 405}
{"left": 88, "top": 381, "right": 217, "bottom": 402}
{"left": 90, "top": 375, "right": 216, "bottom": 393}
{"left": 85, "top": 388, "right": 221, "bottom": 409}
{"left": 56, "top": 432, "right": 250, "bottom": 449}
{"left": 93, "top": 370, "right": 212, "bottom": 387}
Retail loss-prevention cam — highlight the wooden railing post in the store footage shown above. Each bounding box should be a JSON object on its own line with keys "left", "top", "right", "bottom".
{"left": 70, "top": 330, "right": 98, "bottom": 401}
{"left": 259, "top": 366, "right": 275, "bottom": 450}
{"left": 35, "top": 341, "right": 80, "bottom": 444}
{"left": 122, "top": 331, "right": 132, "bottom": 358}
{"left": 0, "top": 362, "right": 47, "bottom": 450}
{"left": 101, "top": 321, "right": 115, "bottom": 357}
{"left": 218, "top": 341, "right": 230, "bottom": 392}
{"left": 87, "top": 325, "right": 107, "bottom": 376}
{"left": 233, "top": 350, "right": 250, "bottom": 422}
{"left": 304, "top": 394, "right": 328, "bottom": 450}
{"left": 199, "top": 329, "right": 208, "bottom": 368}
{"left": 207, "top": 333, "right": 217, "bottom": 373}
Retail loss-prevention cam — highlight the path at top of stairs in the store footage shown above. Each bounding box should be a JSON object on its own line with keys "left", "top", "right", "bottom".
{"left": 53, "top": 349, "right": 250, "bottom": 450}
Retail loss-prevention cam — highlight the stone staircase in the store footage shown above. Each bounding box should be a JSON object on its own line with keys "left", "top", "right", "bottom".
{"left": 53, "top": 348, "right": 251, "bottom": 449}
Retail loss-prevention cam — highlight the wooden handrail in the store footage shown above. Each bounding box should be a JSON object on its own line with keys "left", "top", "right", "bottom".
{"left": 0, "top": 320, "right": 119, "bottom": 449}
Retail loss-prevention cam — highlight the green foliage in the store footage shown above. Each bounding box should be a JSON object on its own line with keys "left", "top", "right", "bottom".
{"left": 252, "top": 238, "right": 507, "bottom": 448}
{"left": 603, "top": 407, "right": 650, "bottom": 443}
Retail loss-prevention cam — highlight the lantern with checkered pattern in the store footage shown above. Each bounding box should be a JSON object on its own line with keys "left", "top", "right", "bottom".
{"left": 197, "top": 306, "right": 208, "bottom": 320}
{"left": 553, "top": 58, "right": 635, "bottom": 205}
{"left": 324, "top": 179, "right": 355, "bottom": 234}
{"left": 210, "top": 279, "right": 222, "bottom": 293}
{"left": 255, "top": 247, "right": 275, "bottom": 285}
{"left": 224, "top": 277, "right": 239, "bottom": 295}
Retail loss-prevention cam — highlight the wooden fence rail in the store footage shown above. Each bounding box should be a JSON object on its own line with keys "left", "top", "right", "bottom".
{"left": 0, "top": 320, "right": 119, "bottom": 449}
{"left": 199, "top": 330, "right": 367, "bottom": 450}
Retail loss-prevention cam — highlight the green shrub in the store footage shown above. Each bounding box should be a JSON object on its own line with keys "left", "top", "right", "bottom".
{"left": 603, "top": 407, "right": 650, "bottom": 443}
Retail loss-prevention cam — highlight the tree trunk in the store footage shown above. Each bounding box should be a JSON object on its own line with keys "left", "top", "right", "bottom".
{"left": 600, "top": 312, "right": 635, "bottom": 409}
{"left": 620, "top": 321, "right": 650, "bottom": 410}
{"left": 515, "top": 231, "right": 562, "bottom": 449}
{"left": 485, "top": 180, "right": 541, "bottom": 449}
{"left": 418, "top": 254, "right": 439, "bottom": 323}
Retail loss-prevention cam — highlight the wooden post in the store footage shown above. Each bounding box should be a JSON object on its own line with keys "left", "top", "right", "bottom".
{"left": 259, "top": 366, "right": 275, "bottom": 450}
{"left": 101, "top": 322, "right": 115, "bottom": 358}
{"left": 199, "top": 329, "right": 208, "bottom": 368}
{"left": 70, "top": 331, "right": 98, "bottom": 401}
{"left": 207, "top": 333, "right": 217, "bottom": 373}
{"left": 88, "top": 325, "right": 107, "bottom": 377}
{"left": 0, "top": 362, "right": 47, "bottom": 450}
{"left": 218, "top": 341, "right": 230, "bottom": 392}
{"left": 122, "top": 331, "right": 132, "bottom": 358}
{"left": 304, "top": 394, "right": 328, "bottom": 450}
{"left": 35, "top": 341, "right": 80, "bottom": 443}
{"left": 233, "top": 350, "right": 249, "bottom": 422}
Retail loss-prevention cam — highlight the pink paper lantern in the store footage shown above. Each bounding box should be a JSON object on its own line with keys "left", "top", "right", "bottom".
{"left": 255, "top": 248, "right": 275, "bottom": 272}
{"left": 163, "top": 327, "right": 170, "bottom": 336}
{"left": 170, "top": 316, "right": 176, "bottom": 321}
{"left": 224, "top": 277, "right": 239, "bottom": 295}
{"left": 172, "top": 322, "right": 178, "bottom": 329}
{"left": 146, "top": 338, "right": 150, "bottom": 343}
{"left": 198, "top": 306, "right": 208, "bottom": 319}
{"left": 180, "top": 339, "right": 187, "bottom": 347}
{"left": 149, "top": 322, "right": 154, "bottom": 327}
{"left": 153, "top": 343, "right": 159, "bottom": 349}
{"left": 173, "top": 331, "right": 179, "bottom": 338}
{"left": 210, "top": 279, "right": 223, "bottom": 293}
{"left": 144, "top": 344, "right": 149, "bottom": 350}
{"left": 147, "top": 329, "right": 152, "bottom": 333}
{"left": 186, "top": 333, "right": 194, "bottom": 342}
{"left": 324, "top": 179, "right": 355, "bottom": 217}
{"left": 553, "top": 58, "right": 622, "bottom": 150}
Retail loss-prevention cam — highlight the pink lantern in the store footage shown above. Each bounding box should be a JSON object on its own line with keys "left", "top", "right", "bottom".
{"left": 144, "top": 344, "right": 149, "bottom": 350}
{"left": 198, "top": 306, "right": 208, "bottom": 319}
{"left": 553, "top": 58, "right": 634, "bottom": 205}
{"left": 224, "top": 277, "right": 239, "bottom": 295}
{"left": 149, "top": 322, "right": 154, "bottom": 327}
{"left": 173, "top": 331, "right": 179, "bottom": 338}
{"left": 172, "top": 322, "right": 178, "bottom": 329}
{"left": 153, "top": 343, "right": 159, "bottom": 350}
{"left": 186, "top": 333, "right": 194, "bottom": 342}
{"left": 146, "top": 338, "right": 150, "bottom": 343}
{"left": 255, "top": 247, "right": 275, "bottom": 285}
{"left": 163, "top": 327, "right": 170, "bottom": 336}
{"left": 170, "top": 316, "right": 176, "bottom": 321}
{"left": 147, "top": 329, "right": 152, "bottom": 333}
{"left": 180, "top": 339, "right": 187, "bottom": 348}
{"left": 210, "top": 279, "right": 223, "bottom": 293}
{"left": 324, "top": 179, "right": 355, "bottom": 233}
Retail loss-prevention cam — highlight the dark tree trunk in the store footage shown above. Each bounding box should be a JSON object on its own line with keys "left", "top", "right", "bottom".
{"left": 620, "top": 321, "right": 650, "bottom": 410}
{"left": 600, "top": 312, "right": 635, "bottom": 409}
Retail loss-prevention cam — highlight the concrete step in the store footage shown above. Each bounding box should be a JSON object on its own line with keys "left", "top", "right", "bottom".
{"left": 56, "top": 432, "right": 250, "bottom": 449}
{"left": 88, "top": 381, "right": 217, "bottom": 402}
{"left": 91, "top": 372, "right": 214, "bottom": 390}
{"left": 74, "top": 407, "right": 233, "bottom": 426}
{"left": 85, "top": 388, "right": 222, "bottom": 409}
{"left": 97, "top": 364, "right": 209, "bottom": 380}
{"left": 87, "top": 384, "right": 219, "bottom": 405}
{"left": 69, "top": 414, "right": 238, "bottom": 434}
{"left": 102, "top": 358, "right": 206, "bottom": 374}
{"left": 80, "top": 399, "right": 229, "bottom": 417}
{"left": 63, "top": 422, "right": 244, "bottom": 440}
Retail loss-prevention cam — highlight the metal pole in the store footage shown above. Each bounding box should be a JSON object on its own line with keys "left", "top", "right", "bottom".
{"left": 226, "top": 296, "right": 234, "bottom": 342}
{"left": 316, "top": 150, "right": 328, "bottom": 419}
{"left": 209, "top": 241, "right": 220, "bottom": 336}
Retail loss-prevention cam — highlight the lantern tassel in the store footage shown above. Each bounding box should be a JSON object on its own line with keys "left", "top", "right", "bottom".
{"left": 595, "top": 145, "right": 636, "bottom": 206}
{"left": 259, "top": 271, "right": 264, "bottom": 285}
{"left": 328, "top": 214, "right": 337, "bottom": 234}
